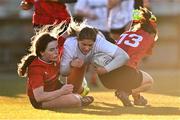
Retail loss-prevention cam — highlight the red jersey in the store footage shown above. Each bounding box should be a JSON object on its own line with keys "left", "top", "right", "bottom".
{"left": 25, "top": 0, "right": 70, "bottom": 25}
{"left": 115, "top": 29, "right": 155, "bottom": 69}
{"left": 27, "top": 57, "right": 61, "bottom": 99}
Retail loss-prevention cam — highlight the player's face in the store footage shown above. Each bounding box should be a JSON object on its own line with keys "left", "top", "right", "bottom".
{"left": 41, "top": 41, "right": 58, "bottom": 62}
{"left": 78, "top": 39, "right": 94, "bottom": 55}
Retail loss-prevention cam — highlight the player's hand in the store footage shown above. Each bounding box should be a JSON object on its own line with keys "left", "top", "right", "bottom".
{"left": 60, "top": 84, "right": 74, "bottom": 95}
{"left": 71, "top": 58, "right": 84, "bottom": 68}
{"left": 94, "top": 66, "right": 108, "bottom": 75}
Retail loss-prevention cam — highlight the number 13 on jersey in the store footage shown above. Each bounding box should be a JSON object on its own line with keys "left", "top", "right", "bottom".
{"left": 116, "top": 33, "right": 143, "bottom": 47}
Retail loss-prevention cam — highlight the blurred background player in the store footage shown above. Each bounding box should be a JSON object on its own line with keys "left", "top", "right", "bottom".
{"left": 20, "top": 0, "right": 77, "bottom": 34}
{"left": 74, "top": 0, "right": 112, "bottom": 42}
{"left": 108, "top": 0, "right": 134, "bottom": 41}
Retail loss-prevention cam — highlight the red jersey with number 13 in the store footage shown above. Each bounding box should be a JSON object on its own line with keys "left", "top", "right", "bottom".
{"left": 115, "top": 29, "right": 155, "bottom": 69}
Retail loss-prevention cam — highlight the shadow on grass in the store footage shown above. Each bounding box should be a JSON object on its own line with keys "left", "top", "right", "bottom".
{"left": 50, "top": 102, "right": 180, "bottom": 116}
{"left": 0, "top": 72, "right": 179, "bottom": 98}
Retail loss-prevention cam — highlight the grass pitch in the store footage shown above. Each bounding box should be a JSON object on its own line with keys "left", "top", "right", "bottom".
{"left": 0, "top": 69, "right": 180, "bottom": 120}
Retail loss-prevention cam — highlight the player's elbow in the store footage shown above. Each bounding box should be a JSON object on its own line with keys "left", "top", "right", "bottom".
{"left": 34, "top": 95, "right": 43, "bottom": 103}
{"left": 33, "top": 91, "right": 45, "bottom": 102}
{"left": 123, "top": 52, "right": 130, "bottom": 63}
{"left": 32, "top": 87, "right": 46, "bottom": 102}
{"left": 118, "top": 49, "right": 130, "bottom": 64}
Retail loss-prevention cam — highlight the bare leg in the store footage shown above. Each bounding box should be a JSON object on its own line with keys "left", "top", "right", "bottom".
{"left": 42, "top": 94, "right": 81, "bottom": 109}
{"left": 67, "top": 65, "right": 87, "bottom": 93}
{"left": 132, "top": 71, "right": 153, "bottom": 105}
{"left": 86, "top": 64, "right": 98, "bottom": 87}
{"left": 90, "top": 73, "right": 98, "bottom": 86}
{"left": 132, "top": 70, "right": 153, "bottom": 95}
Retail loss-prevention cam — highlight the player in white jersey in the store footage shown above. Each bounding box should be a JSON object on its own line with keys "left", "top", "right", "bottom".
{"left": 74, "top": 0, "right": 114, "bottom": 86}
{"left": 60, "top": 27, "right": 129, "bottom": 94}
{"left": 108, "top": 0, "right": 134, "bottom": 40}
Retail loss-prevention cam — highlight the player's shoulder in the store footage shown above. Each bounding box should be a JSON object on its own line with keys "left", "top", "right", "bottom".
{"left": 30, "top": 58, "right": 47, "bottom": 69}
{"left": 63, "top": 37, "right": 78, "bottom": 53}
{"left": 64, "top": 36, "right": 77, "bottom": 46}
{"left": 28, "top": 58, "right": 47, "bottom": 74}
{"left": 96, "top": 33, "right": 108, "bottom": 43}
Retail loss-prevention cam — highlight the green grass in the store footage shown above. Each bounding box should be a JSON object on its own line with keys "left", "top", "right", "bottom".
{"left": 0, "top": 69, "right": 180, "bottom": 120}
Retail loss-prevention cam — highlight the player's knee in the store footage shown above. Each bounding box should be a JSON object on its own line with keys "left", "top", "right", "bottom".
{"left": 142, "top": 71, "right": 154, "bottom": 85}
{"left": 148, "top": 77, "right": 154, "bottom": 85}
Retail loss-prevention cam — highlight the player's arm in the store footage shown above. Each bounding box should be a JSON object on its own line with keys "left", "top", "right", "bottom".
{"left": 94, "top": 47, "right": 129, "bottom": 75}
{"left": 97, "top": 35, "right": 129, "bottom": 72}
{"left": 60, "top": 41, "right": 75, "bottom": 76}
{"left": 29, "top": 65, "right": 73, "bottom": 102}
{"left": 20, "top": 0, "right": 33, "bottom": 10}
{"left": 33, "top": 84, "right": 73, "bottom": 102}
{"left": 104, "top": 47, "right": 129, "bottom": 72}
{"left": 45, "top": 0, "right": 77, "bottom": 3}
{"left": 60, "top": 50, "right": 84, "bottom": 77}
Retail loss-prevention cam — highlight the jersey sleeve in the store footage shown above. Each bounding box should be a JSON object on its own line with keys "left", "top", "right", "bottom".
{"left": 95, "top": 34, "right": 129, "bottom": 72}
{"left": 60, "top": 38, "right": 76, "bottom": 76}
{"left": 96, "top": 34, "right": 118, "bottom": 56}
{"left": 28, "top": 65, "right": 44, "bottom": 89}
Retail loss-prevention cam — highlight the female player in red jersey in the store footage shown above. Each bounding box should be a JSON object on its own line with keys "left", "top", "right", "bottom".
{"left": 98, "top": 7, "right": 158, "bottom": 107}
{"left": 20, "top": 0, "right": 77, "bottom": 33}
{"left": 17, "top": 33, "right": 93, "bottom": 109}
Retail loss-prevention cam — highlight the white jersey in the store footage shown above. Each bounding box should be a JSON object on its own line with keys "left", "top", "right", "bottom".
{"left": 108, "top": 0, "right": 134, "bottom": 29}
{"left": 74, "top": 0, "right": 109, "bottom": 31}
{"left": 60, "top": 34, "right": 120, "bottom": 75}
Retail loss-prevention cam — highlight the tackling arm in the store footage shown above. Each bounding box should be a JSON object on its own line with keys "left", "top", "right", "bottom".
{"left": 104, "top": 47, "right": 129, "bottom": 72}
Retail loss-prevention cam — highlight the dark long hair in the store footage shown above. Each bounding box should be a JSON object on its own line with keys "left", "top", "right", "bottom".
{"left": 131, "top": 7, "right": 157, "bottom": 35}
{"left": 134, "top": 0, "right": 144, "bottom": 9}
{"left": 17, "top": 33, "right": 56, "bottom": 77}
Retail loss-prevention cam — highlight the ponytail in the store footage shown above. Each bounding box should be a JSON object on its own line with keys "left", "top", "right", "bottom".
{"left": 17, "top": 54, "right": 36, "bottom": 77}
{"left": 141, "top": 8, "right": 157, "bottom": 34}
